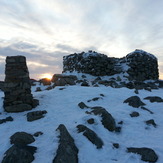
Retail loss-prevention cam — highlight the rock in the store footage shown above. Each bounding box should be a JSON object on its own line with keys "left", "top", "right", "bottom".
{"left": 46, "top": 86, "right": 53, "bottom": 90}
{"left": 141, "top": 106, "right": 154, "bottom": 114}
{"left": 87, "top": 97, "right": 102, "bottom": 102}
{"left": 124, "top": 96, "right": 145, "bottom": 108}
{"left": 144, "top": 96, "right": 163, "bottom": 103}
{"left": 0, "top": 116, "right": 13, "bottom": 124}
{"left": 3, "top": 56, "right": 39, "bottom": 112}
{"left": 51, "top": 74, "right": 77, "bottom": 86}
{"left": 33, "top": 131, "right": 43, "bottom": 137}
{"left": 27, "top": 110, "right": 47, "bottom": 122}
{"left": 77, "top": 124, "right": 104, "bottom": 149}
{"left": 53, "top": 124, "right": 78, "bottom": 163}
{"left": 81, "top": 81, "right": 89, "bottom": 87}
{"left": 113, "top": 143, "right": 119, "bottom": 149}
{"left": 10, "top": 132, "right": 35, "bottom": 146}
{"left": 35, "top": 87, "right": 42, "bottom": 92}
{"left": 118, "top": 121, "right": 123, "bottom": 125}
{"left": 39, "top": 78, "right": 51, "bottom": 85}
{"left": 2, "top": 145, "right": 37, "bottom": 163}
{"left": 88, "top": 107, "right": 116, "bottom": 132}
{"left": 78, "top": 102, "right": 89, "bottom": 109}
{"left": 130, "top": 111, "right": 140, "bottom": 117}
{"left": 127, "top": 147, "right": 158, "bottom": 162}
{"left": 145, "top": 119, "right": 157, "bottom": 128}
{"left": 134, "top": 89, "right": 139, "bottom": 94}
{"left": 5, "top": 104, "right": 32, "bottom": 113}
{"left": 87, "top": 118, "right": 95, "bottom": 124}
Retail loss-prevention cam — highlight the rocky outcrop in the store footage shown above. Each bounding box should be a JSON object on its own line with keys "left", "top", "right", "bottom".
{"left": 77, "top": 124, "right": 104, "bottom": 149}
{"left": 53, "top": 124, "right": 78, "bottom": 163}
{"left": 0, "top": 116, "right": 13, "bottom": 124}
{"left": 127, "top": 147, "right": 158, "bottom": 162}
{"left": 27, "top": 110, "right": 47, "bottom": 122}
{"left": 124, "top": 96, "right": 146, "bottom": 108}
{"left": 144, "top": 96, "right": 163, "bottom": 103}
{"left": 51, "top": 74, "right": 77, "bottom": 86}
{"left": 2, "top": 132, "right": 36, "bottom": 163}
{"left": 3, "top": 56, "right": 39, "bottom": 112}
{"left": 63, "top": 49, "right": 159, "bottom": 81}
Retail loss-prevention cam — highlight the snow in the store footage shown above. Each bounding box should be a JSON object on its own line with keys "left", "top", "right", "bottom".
{"left": 0, "top": 85, "right": 163, "bottom": 163}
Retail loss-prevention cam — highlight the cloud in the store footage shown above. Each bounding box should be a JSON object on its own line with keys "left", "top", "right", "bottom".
{"left": 0, "top": 0, "right": 163, "bottom": 79}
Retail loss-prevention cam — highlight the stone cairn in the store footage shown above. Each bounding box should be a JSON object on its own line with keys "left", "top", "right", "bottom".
{"left": 63, "top": 49, "right": 159, "bottom": 81}
{"left": 3, "top": 56, "right": 39, "bottom": 112}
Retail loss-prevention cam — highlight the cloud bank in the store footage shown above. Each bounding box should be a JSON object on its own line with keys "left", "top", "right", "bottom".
{"left": 0, "top": 0, "right": 163, "bottom": 79}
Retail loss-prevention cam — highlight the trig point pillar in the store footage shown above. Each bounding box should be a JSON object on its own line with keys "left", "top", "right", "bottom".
{"left": 3, "top": 56, "right": 39, "bottom": 112}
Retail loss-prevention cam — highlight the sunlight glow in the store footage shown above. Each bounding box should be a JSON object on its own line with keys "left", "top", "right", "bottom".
{"left": 40, "top": 73, "right": 53, "bottom": 80}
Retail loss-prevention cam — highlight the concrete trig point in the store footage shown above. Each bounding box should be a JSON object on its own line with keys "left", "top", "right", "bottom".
{"left": 3, "top": 56, "right": 39, "bottom": 112}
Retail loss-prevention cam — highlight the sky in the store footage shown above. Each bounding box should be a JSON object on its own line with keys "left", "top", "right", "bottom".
{"left": 0, "top": 0, "right": 163, "bottom": 80}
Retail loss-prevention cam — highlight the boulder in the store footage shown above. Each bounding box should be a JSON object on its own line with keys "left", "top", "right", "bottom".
{"left": 78, "top": 102, "right": 89, "bottom": 109}
{"left": 10, "top": 132, "right": 35, "bottom": 146}
{"left": 27, "top": 110, "right": 47, "bottom": 122}
{"left": 145, "top": 119, "right": 157, "bottom": 128}
{"left": 127, "top": 147, "right": 158, "bottom": 162}
{"left": 130, "top": 111, "right": 140, "bottom": 117}
{"left": 0, "top": 116, "right": 13, "bottom": 124}
{"left": 144, "top": 96, "right": 163, "bottom": 103}
{"left": 87, "top": 107, "right": 116, "bottom": 132}
{"left": 2, "top": 145, "right": 37, "bottom": 163}
{"left": 124, "top": 96, "right": 145, "bottom": 108}
{"left": 39, "top": 78, "right": 51, "bottom": 85}
{"left": 51, "top": 74, "right": 77, "bottom": 86}
{"left": 77, "top": 124, "right": 104, "bottom": 149}
{"left": 53, "top": 124, "right": 78, "bottom": 163}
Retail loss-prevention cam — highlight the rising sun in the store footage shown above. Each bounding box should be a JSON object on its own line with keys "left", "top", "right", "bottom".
{"left": 41, "top": 73, "right": 53, "bottom": 80}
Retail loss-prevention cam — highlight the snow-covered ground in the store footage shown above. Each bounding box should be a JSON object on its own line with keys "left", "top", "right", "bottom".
{"left": 0, "top": 85, "right": 163, "bottom": 163}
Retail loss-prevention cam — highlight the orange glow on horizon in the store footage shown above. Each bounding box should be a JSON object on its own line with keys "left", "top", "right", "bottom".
{"left": 40, "top": 73, "right": 53, "bottom": 80}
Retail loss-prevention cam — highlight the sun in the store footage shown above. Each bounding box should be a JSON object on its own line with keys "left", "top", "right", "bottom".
{"left": 41, "top": 73, "right": 53, "bottom": 80}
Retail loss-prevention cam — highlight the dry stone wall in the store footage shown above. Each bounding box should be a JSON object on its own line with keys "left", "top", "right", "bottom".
{"left": 63, "top": 49, "right": 159, "bottom": 81}
{"left": 3, "top": 56, "right": 39, "bottom": 112}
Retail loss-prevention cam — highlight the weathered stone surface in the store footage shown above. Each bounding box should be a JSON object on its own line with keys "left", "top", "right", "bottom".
{"left": 27, "top": 110, "right": 47, "bottom": 122}
{"left": 127, "top": 147, "right": 158, "bottom": 162}
{"left": 87, "top": 106, "right": 116, "bottom": 132}
{"left": 33, "top": 131, "right": 43, "bottom": 137}
{"left": 145, "top": 119, "right": 157, "bottom": 128}
{"left": 53, "top": 124, "right": 78, "bottom": 163}
{"left": 87, "top": 118, "right": 95, "bottom": 124}
{"left": 113, "top": 143, "right": 119, "bottom": 149}
{"left": 0, "top": 116, "right": 13, "bottom": 124}
{"left": 2, "top": 145, "right": 37, "bottom": 163}
{"left": 144, "top": 96, "right": 163, "bottom": 103}
{"left": 77, "top": 124, "right": 104, "bottom": 149}
{"left": 10, "top": 132, "right": 35, "bottom": 146}
{"left": 78, "top": 102, "right": 89, "bottom": 109}
{"left": 124, "top": 96, "right": 145, "bottom": 108}
{"left": 39, "top": 78, "right": 51, "bottom": 85}
{"left": 130, "top": 111, "right": 140, "bottom": 117}
{"left": 5, "top": 104, "right": 32, "bottom": 113}
{"left": 63, "top": 49, "right": 159, "bottom": 81}
{"left": 3, "top": 56, "right": 39, "bottom": 112}
{"left": 51, "top": 74, "right": 77, "bottom": 86}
